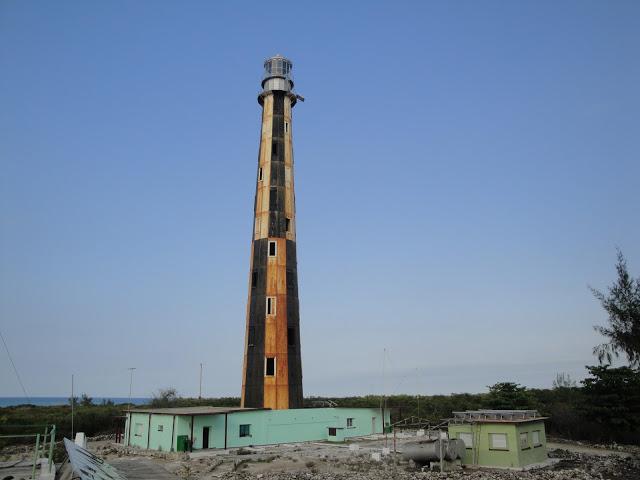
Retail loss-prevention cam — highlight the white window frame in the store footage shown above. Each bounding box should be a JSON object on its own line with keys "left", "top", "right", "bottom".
{"left": 532, "top": 430, "right": 542, "bottom": 447}
{"left": 264, "top": 356, "right": 276, "bottom": 376}
{"left": 268, "top": 241, "right": 277, "bottom": 257}
{"left": 458, "top": 432, "right": 473, "bottom": 448}
{"left": 489, "top": 433, "right": 508, "bottom": 450}
{"left": 266, "top": 296, "right": 276, "bottom": 315}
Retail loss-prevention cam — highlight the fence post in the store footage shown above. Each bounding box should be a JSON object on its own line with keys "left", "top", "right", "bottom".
{"left": 42, "top": 426, "right": 49, "bottom": 456}
{"left": 32, "top": 433, "right": 41, "bottom": 479}
{"left": 49, "top": 425, "right": 56, "bottom": 473}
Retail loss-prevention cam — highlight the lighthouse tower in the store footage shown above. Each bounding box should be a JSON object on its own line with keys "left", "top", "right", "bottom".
{"left": 241, "top": 55, "right": 303, "bottom": 410}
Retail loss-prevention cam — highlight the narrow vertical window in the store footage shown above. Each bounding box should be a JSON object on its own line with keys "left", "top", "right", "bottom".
{"left": 284, "top": 122, "right": 289, "bottom": 133}
{"left": 268, "top": 241, "right": 277, "bottom": 257}
{"left": 251, "top": 270, "right": 257, "bottom": 288}
{"left": 285, "top": 218, "right": 291, "bottom": 232}
{"left": 258, "top": 167, "right": 263, "bottom": 181}
{"left": 272, "top": 141, "right": 278, "bottom": 155}
{"left": 265, "top": 357, "right": 276, "bottom": 376}
{"left": 266, "top": 297, "right": 276, "bottom": 315}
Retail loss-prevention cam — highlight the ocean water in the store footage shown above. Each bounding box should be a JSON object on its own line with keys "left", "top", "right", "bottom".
{"left": 0, "top": 397, "right": 150, "bottom": 407}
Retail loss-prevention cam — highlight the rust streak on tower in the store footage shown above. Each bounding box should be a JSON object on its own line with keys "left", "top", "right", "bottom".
{"left": 241, "top": 55, "right": 303, "bottom": 409}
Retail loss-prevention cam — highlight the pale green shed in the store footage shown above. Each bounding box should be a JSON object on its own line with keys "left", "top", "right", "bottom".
{"left": 124, "top": 406, "right": 390, "bottom": 451}
{"left": 447, "top": 410, "right": 548, "bottom": 469}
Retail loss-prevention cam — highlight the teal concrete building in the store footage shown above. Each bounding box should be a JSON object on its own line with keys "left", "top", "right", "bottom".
{"left": 124, "top": 406, "right": 390, "bottom": 451}
{"left": 447, "top": 410, "right": 548, "bottom": 469}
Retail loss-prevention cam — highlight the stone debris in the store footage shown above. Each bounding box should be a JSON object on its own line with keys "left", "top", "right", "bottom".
{"left": 138, "top": 447, "right": 639, "bottom": 480}
{"left": 3, "top": 435, "right": 633, "bottom": 480}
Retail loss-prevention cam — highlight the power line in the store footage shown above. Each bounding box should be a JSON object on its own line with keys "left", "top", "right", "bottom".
{"left": 0, "top": 329, "right": 31, "bottom": 402}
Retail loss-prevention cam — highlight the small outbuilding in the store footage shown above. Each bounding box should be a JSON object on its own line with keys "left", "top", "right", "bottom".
{"left": 447, "top": 410, "right": 548, "bottom": 469}
{"left": 124, "top": 406, "right": 390, "bottom": 451}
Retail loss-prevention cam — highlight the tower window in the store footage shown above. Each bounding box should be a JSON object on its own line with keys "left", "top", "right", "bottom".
{"left": 258, "top": 167, "right": 263, "bottom": 181}
{"left": 265, "top": 357, "right": 276, "bottom": 376}
{"left": 268, "top": 241, "right": 277, "bottom": 257}
{"left": 287, "top": 327, "right": 295, "bottom": 346}
{"left": 266, "top": 297, "right": 276, "bottom": 315}
{"left": 285, "top": 218, "right": 291, "bottom": 232}
{"left": 251, "top": 271, "right": 257, "bottom": 288}
{"left": 285, "top": 122, "right": 289, "bottom": 133}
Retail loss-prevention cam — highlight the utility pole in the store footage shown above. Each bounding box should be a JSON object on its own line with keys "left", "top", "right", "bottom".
{"left": 71, "top": 374, "right": 74, "bottom": 440}
{"left": 127, "top": 367, "right": 136, "bottom": 412}
{"left": 199, "top": 363, "right": 203, "bottom": 400}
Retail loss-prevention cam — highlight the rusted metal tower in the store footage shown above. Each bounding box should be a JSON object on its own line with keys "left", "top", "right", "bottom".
{"left": 241, "top": 55, "right": 303, "bottom": 409}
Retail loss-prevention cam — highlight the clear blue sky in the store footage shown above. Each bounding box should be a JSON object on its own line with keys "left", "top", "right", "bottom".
{"left": 1, "top": 0, "right": 639, "bottom": 399}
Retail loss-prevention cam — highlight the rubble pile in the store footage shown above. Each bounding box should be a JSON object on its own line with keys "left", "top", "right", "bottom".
{"left": 170, "top": 448, "right": 640, "bottom": 480}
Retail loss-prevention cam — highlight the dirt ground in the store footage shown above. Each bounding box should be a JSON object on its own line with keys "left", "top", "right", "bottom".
{"left": 89, "top": 432, "right": 640, "bottom": 480}
{"left": 2, "top": 433, "right": 639, "bottom": 480}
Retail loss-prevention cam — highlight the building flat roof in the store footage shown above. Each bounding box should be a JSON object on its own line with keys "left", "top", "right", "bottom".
{"left": 128, "top": 406, "right": 265, "bottom": 416}
{"left": 450, "top": 410, "right": 548, "bottom": 424}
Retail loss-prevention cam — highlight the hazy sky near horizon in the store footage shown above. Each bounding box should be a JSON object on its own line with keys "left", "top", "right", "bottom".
{"left": 1, "top": 1, "right": 639, "bottom": 399}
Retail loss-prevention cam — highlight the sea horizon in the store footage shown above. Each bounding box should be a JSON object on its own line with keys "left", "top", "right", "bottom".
{"left": 0, "top": 396, "right": 151, "bottom": 407}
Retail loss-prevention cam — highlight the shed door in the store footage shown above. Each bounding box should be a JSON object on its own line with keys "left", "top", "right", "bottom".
{"left": 202, "top": 427, "right": 210, "bottom": 449}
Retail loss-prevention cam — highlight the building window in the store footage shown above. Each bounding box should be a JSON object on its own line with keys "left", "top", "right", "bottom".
{"left": 489, "top": 433, "right": 508, "bottom": 450}
{"left": 248, "top": 326, "right": 255, "bottom": 347}
{"left": 268, "top": 241, "right": 277, "bottom": 257}
{"left": 285, "top": 218, "right": 291, "bottom": 232}
{"left": 519, "top": 432, "right": 529, "bottom": 449}
{"left": 328, "top": 427, "right": 337, "bottom": 437}
{"left": 239, "top": 424, "right": 251, "bottom": 437}
{"left": 258, "top": 167, "right": 263, "bottom": 181}
{"left": 287, "top": 327, "right": 295, "bottom": 346}
{"left": 532, "top": 430, "right": 542, "bottom": 447}
{"left": 266, "top": 297, "right": 276, "bottom": 315}
{"left": 265, "top": 357, "right": 276, "bottom": 376}
{"left": 346, "top": 418, "right": 354, "bottom": 428}
{"left": 251, "top": 271, "right": 257, "bottom": 288}
{"left": 134, "top": 423, "right": 143, "bottom": 437}
{"left": 458, "top": 432, "right": 473, "bottom": 448}
{"left": 285, "top": 122, "right": 289, "bottom": 133}
{"left": 157, "top": 425, "right": 164, "bottom": 432}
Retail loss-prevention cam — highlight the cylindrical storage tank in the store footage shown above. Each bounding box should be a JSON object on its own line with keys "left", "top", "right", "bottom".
{"left": 403, "top": 439, "right": 465, "bottom": 464}
{"left": 446, "top": 439, "right": 466, "bottom": 460}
